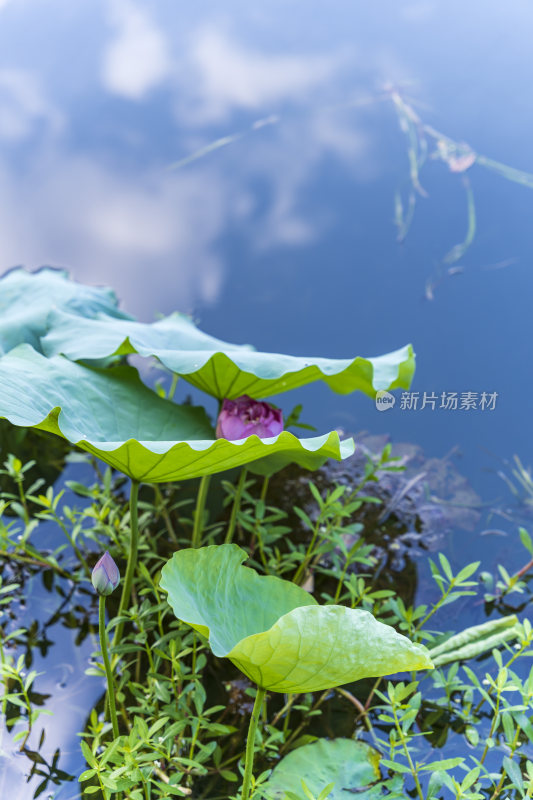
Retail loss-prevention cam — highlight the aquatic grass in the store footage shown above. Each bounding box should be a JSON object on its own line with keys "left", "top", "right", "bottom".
{"left": 2, "top": 452, "right": 533, "bottom": 798}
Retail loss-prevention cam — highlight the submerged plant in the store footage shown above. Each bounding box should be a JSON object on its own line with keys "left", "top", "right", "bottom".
{"left": 160, "top": 544, "right": 433, "bottom": 799}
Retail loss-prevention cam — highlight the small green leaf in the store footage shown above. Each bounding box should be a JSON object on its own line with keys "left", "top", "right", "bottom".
{"left": 520, "top": 527, "right": 533, "bottom": 555}
{"left": 219, "top": 770, "right": 238, "bottom": 782}
{"left": 380, "top": 759, "right": 412, "bottom": 775}
{"left": 503, "top": 756, "right": 524, "bottom": 790}
{"left": 80, "top": 740, "right": 97, "bottom": 768}
{"left": 419, "top": 757, "right": 464, "bottom": 771}
{"left": 455, "top": 561, "right": 480, "bottom": 582}
{"left": 465, "top": 725, "right": 479, "bottom": 747}
{"left": 438, "top": 553, "right": 453, "bottom": 581}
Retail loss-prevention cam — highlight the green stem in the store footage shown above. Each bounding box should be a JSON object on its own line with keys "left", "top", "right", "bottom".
{"left": 472, "top": 640, "right": 530, "bottom": 717}
{"left": 259, "top": 476, "right": 269, "bottom": 504}
{"left": 241, "top": 685, "right": 266, "bottom": 800}
{"left": 271, "top": 693, "right": 297, "bottom": 728}
{"left": 489, "top": 723, "right": 521, "bottom": 800}
{"left": 225, "top": 468, "right": 247, "bottom": 544}
{"left": 293, "top": 521, "right": 321, "bottom": 585}
{"left": 153, "top": 485, "right": 178, "bottom": 543}
{"left": 0, "top": 636, "right": 7, "bottom": 715}
{"left": 99, "top": 595, "right": 119, "bottom": 740}
{"left": 52, "top": 512, "right": 91, "bottom": 576}
{"left": 192, "top": 475, "right": 211, "bottom": 548}
{"left": 113, "top": 479, "right": 140, "bottom": 651}
{"left": 333, "top": 539, "right": 363, "bottom": 603}
{"left": 16, "top": 478, "right": 30, "bottom": 526}
{"left": 281, "top": 689, "right": 329, "bottom": 753}
{"left": 167, "top": 373, "right": 179, "bottom": 400}
{"left": 415, "top": 579, "right": 456, "bottom": 632}
{"left": 480, "top": 689, "right": 501, "bottom": 766}
{"left": 391, "top": 701, "right": 424, "bottom": 800}
{"left": 0, "top": 549, "right": 72, "bottom": 578}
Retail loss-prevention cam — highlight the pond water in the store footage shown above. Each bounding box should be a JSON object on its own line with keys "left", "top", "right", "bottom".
{"left": 1, "top": 1, "right": 533, "bottom": 797}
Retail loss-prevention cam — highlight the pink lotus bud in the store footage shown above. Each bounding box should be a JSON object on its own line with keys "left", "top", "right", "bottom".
{"left": 92, "top": 551, "right": 120, "bottom": 596}
{"left": 216, "top": 395, "right": 284, "bottom": 440}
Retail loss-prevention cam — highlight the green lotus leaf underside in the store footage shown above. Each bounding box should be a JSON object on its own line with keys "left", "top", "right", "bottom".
{"left": 160, "top": 545, "right": 434, "bottom": 693}
{"left": 0, "top": 345, "right": 354, "bottom": 482}
{"left": 264, "top": 738, "right": 383, "bottom": 800}
{"left": 41, "top": 309, "right": 416, "bottom": 399}
{"left": 0, "top": 267, "right": 131, "bottom": 356}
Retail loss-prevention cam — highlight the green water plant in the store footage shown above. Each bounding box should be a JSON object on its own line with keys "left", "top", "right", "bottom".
{"left": 160, "top": 544, "right": 433, "bottom": 799}
{"left": 4, "top": 455, "right": 533, "bottom": 799}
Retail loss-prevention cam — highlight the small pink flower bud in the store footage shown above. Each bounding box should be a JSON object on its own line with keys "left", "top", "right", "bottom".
{"left": 91, "top": 551, "right": 120, "bottom": 596}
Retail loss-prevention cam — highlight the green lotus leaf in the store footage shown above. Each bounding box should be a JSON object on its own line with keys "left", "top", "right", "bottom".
{"left": 263, "top": 738, "right": 383, "bottom": 800}
{"left": 0, "top": 345, "right": 354, "bottom": 482}
{"left": 0, "top": 267, "right": 131, "bottom": 356}
{"left": 41, "top": 309, "right": 415, "bottom": 399}
{"left": 160, "top": 544, "right": 434, "bottom": 692}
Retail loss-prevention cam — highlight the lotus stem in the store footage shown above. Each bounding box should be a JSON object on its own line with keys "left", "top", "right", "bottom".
{"left": 99, "top": 595, "right": 119, "bottom": 740}
{"left": 241, "top": 685, "right": 266, "bottom": 800}
{"left": 259, "top": 476, "right": 269, "bottom": 504}
{"left": 113, "top": 479, "right": 140, "bottom": 651}
{"left": 292, "top": 520, "right": 321, "bottom": 585}
{"left": 192, "top": 475, "right": 211, "bottom": 548}
{"left": 153, "top": 484, "right": 178, "bottom": 543}
{"left": 224, "top": 468, "right": 247, "bottom": 544}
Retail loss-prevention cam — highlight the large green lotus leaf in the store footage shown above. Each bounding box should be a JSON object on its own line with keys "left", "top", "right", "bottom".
{"left": 41, "top": 309, "right": 415, "bottom": 399}
{"left": 0, "top": 346, "right": 354, "bottom": 483}
{"left": 160, "top": 545, "right": 433, "bottom": 692}
{"left": 0, "top": 267, "right": 131, "bottom": 356}
{"left": 263, "top": 738, "right": 383, "bottom": 800}
{"left": 160, "top": 545, "right": 317, "bottom": 650}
